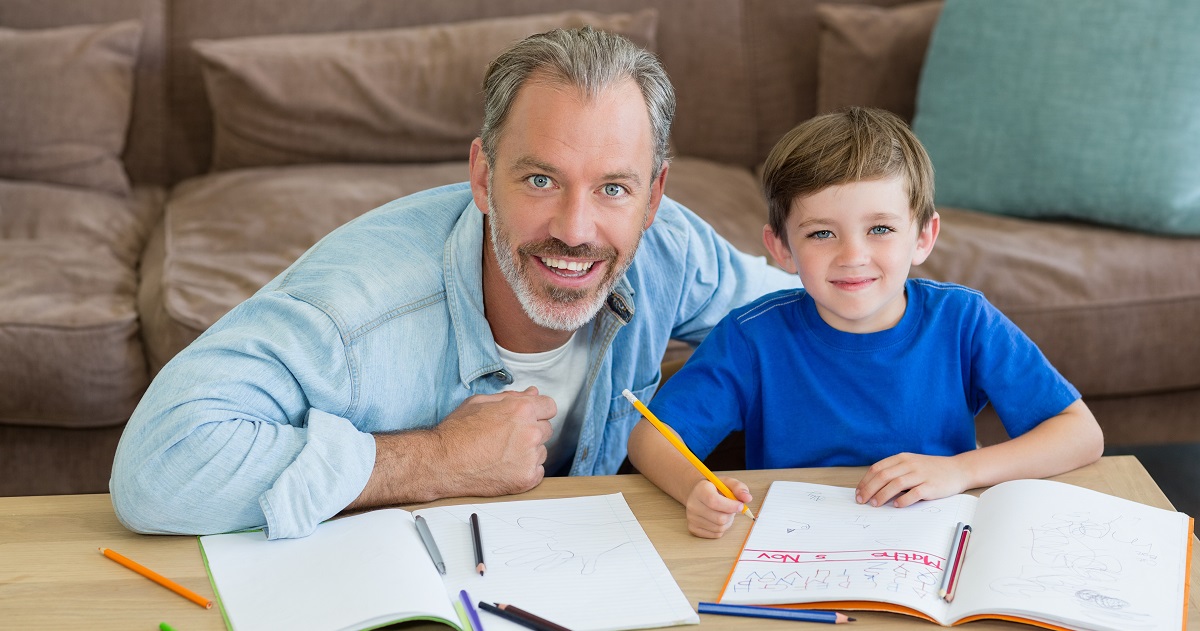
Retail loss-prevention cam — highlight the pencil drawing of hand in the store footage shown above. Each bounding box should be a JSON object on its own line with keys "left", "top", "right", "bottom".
{"left": 492, "top": 517, "right": 632, "bottom": 574}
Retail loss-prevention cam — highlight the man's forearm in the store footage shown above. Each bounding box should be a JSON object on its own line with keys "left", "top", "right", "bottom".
{"left": 347, "top": 430, "right": 452, "bottom": 510}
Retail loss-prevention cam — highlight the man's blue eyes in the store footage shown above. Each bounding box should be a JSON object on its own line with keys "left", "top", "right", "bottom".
{"left": 526, "top": 176, "right": 625, "bottom": 197}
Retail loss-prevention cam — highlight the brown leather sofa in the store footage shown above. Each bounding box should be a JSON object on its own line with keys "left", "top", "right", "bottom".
{"left": 3, "top": 0, "right": 1199, "bottom": 496}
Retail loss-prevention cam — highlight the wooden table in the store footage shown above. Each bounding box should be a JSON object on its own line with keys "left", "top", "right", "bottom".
{"left": 1, "top": 456, "right": 1194, "bottom": 630}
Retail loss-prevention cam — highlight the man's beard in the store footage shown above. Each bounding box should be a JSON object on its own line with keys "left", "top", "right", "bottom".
{"left": 487, "top": 188, "right": 643, "bottom": 332}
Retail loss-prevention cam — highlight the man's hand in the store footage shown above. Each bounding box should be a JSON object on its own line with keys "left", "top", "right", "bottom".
{"left": 351, "top": 387, "right": 555, "bottom": 510}
{"left": 685, "top": 477, "right": 751, "bottom": 539}
{"left": 434, "top": 387, "right": 557, "bottom": 497}
{"left": 854, "top": 452, "right": 970, "bottom": 508}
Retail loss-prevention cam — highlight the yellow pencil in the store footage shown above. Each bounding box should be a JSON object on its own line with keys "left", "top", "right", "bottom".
{"left": 99, "top": 547, "right": 214, "bottom": 609}
{"left": 622, "top": 389, "right": 755, "bottom": 520}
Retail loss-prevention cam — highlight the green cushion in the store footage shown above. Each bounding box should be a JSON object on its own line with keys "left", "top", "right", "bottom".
{"left": 912, "top": 0, "right": 1200, "bottom": 235}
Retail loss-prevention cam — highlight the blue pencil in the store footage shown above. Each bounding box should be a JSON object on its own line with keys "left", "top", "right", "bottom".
{"left": 459, "top": 589, "right": 485, "bottom": 631}
{"left": 698, "top": 602, "right": 855, "bottom": 624}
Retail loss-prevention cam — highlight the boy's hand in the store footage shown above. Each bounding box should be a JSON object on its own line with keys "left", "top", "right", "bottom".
{"left": 855, "top": 453, "right": 970, "bottom": 508}
{"left": 686, "top": 477, "right": 752, "bottom": 539}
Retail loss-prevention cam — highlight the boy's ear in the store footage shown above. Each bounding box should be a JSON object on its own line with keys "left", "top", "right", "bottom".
{"left": 763, "top": 224, "right": 799, "bottom": 275}
{"left": 911, "top": 211, "right": 941, "bottom": 266}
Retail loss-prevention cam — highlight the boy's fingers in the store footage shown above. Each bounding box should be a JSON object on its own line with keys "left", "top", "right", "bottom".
{"left": 725, "top": 478, "right": 753, "bottom": 504}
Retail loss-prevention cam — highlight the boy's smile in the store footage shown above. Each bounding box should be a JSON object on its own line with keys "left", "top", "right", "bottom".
{"left": 764, "top": 176, "right": 939, "bottom": 334}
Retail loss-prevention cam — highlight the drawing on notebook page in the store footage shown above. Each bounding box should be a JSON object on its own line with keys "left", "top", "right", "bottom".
{"left": 490, "top": 515, "right": 633, "bottom": 575}
{"left": 987, "top": 509, "right": 1164, "bottom": 627}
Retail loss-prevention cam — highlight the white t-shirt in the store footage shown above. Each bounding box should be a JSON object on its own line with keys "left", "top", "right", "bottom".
{"left": 495, "top": 331, "right": 590, "bottom": 475}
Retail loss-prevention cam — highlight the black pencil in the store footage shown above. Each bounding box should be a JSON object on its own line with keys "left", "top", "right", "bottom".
{"left": 478, "top": 601, "right": 574, "bottom": 631}
{"left": 470, "top": 512, "right": 485, "bottom": 576}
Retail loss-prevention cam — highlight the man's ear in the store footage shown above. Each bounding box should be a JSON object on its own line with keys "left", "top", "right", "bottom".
{"left": 468, "top": 138, "right": 490, "bottom": 214}
{"left": 643, "top": 161, "right": 670, "bottom": 229}
{"left": 762, "top": 224, "right": 799, "bottom": 274}
{"left": 911, "top": 211, "right": 941, "bottom": 266}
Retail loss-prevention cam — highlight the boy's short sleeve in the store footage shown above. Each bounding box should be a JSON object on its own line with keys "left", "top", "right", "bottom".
{"left": 647, "top": 313, "right": 758, "bottom": 461}
{"left": 970, "top": 299, "right": 1081, "bottom": 437}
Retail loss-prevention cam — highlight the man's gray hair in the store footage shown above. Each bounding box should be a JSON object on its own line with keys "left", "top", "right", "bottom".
{"left": 480, "top": 26, "right": 675, "bottom": 178}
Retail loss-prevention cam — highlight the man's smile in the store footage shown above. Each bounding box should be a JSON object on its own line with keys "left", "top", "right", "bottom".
{"left": 540, "top": 256, "right": 596, "bottom": 277}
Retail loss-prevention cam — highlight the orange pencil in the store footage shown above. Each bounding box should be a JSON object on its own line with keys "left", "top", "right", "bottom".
{"left": 99, "top": 547, "right": 213, "bottom": 609}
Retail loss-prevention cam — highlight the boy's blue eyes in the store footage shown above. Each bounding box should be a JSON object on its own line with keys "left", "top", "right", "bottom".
{"left": 529, "top": 175, "right": 551, "bottom": 188}
{"left": 806, "top": 226, "right": 896, "bottom": 239}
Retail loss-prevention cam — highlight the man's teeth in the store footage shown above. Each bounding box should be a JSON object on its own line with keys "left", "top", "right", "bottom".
{"left": 541, "top": 257, "right": 594, "bottom": 272}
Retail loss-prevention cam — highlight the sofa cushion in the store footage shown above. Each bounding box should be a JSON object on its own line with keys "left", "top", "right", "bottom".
{"left": 913, "top": 207, "right": 1200, "bottom": 399}
{"left": 140, "top": 163, "right": 469, "bottom": 372}
{"left": 815, "top": 1, "right": 942, "bottom": 123}
{"left": 192, "top": 9, "right": 657, "bottom": 172}
{"left": 0, "top": 21, "right": 142, "bottom": 196}
{"left": 914, "top": 0, "right": 1200, "bottom": 235}
{"left": 0, "top": 181, "right": 156, "bottom": 429}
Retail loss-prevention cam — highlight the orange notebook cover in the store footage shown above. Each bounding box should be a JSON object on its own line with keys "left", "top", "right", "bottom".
{"left": 718, "top": 480, "right": 1192, "bottom": 630}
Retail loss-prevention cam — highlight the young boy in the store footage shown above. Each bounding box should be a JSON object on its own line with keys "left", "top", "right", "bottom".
{"left": 627, "top": 107, "right": 1103, "bottom": 539}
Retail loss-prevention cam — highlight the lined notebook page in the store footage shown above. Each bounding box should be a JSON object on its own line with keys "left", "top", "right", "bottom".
{"left": 720, "top": 481, "right": 976, "bottom": 621}
{"left": 417, "top": 493, "right": 698, "bottom": 631}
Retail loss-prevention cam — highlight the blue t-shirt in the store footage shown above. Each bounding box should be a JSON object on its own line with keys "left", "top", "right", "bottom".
{"left": 648, "top": 279, "right": 1081, "bottom": 469}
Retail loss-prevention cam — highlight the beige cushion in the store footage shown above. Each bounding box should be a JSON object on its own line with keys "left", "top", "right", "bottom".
{"left": 0, "top": 181, "right": 157, "bottom": 429}
{"left": 815, "top": 1, "right": 942, "bottom": 122}
{"left": 0, "top": 21, "right": 142, "bottom": 196}
{"left": 140, "top": 163, "right": 468, "bottom": 372}
{"left": 913, "top": 207, "right": 1200, "bottom": 399}
{"left": 193, "top": 10, "right": 657, "bottom": 172}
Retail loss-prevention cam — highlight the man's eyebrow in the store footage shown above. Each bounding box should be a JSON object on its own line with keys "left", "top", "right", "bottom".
{"left": 602, "top": 169, "right": 643, "bottom": 187}
{"left": 511, "top": 156, "right": 561, "bottom": 176}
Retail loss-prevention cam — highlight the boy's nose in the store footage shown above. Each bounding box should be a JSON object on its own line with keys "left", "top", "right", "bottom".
{"left": 836, "top": 239, "right": 870, "bottom": 266}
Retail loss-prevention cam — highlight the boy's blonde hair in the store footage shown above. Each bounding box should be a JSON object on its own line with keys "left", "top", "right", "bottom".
{"left": 762, "top": 107, "right": 935, "bottom": 245}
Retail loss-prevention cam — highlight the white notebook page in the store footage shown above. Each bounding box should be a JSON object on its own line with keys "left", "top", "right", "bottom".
{"left": 419, "top": 493, "right": 698, "bottom": 631}
{"left": 951, "top": 479, "right": 1189, "bottom": 631}
{"left": 201, "top": 510, "right": 455, "bottom": 631}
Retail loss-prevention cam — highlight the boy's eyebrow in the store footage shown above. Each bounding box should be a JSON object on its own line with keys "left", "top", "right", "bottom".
{"left": 795, "top": 211, "right": 908, "bottom": 228}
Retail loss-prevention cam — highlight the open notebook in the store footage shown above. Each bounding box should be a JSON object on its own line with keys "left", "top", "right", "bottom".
{"left": 719, "top": 480, "right": 1193, "bottom": 631}
{"left": 200, "top": 493, "right": 698, "bottom": 631}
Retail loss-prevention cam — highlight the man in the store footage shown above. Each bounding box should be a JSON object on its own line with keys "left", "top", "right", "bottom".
{"left": 110, "top": 26, "right": 796, "bottom": 539}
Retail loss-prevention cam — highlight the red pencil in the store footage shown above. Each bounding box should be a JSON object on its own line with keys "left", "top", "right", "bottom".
{"left": 944, "top": 525, "right": 972, "bottom": 603}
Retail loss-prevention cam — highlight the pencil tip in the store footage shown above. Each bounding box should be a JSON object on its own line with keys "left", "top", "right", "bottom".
{"left": 848, "top": 617, "right": 856, "bottom": 622}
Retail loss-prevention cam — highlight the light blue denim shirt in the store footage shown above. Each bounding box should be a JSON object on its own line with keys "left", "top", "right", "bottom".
{"left": 110, "top": 183, "right": 797, "bottom": 539}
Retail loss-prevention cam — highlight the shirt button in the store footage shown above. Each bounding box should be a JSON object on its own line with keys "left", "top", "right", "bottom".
{"left": 493, "top": 370, "right": 512, "bottom": 384}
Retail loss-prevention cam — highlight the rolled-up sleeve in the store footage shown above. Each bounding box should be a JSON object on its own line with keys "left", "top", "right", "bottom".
{"left": 110, "top": 292, "right": 374, "bottom": 538}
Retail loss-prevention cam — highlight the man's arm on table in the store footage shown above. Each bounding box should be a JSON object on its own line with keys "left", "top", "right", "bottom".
{"left": 348, "top": 389, "right": 555, "bottom": 510}
{"left": 110, "top": 293, "right": 552, "bottom": 539}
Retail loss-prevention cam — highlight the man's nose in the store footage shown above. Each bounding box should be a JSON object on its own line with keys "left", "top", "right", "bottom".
{"left": 549, "top": 190, "right": 597, "bottom": 247}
